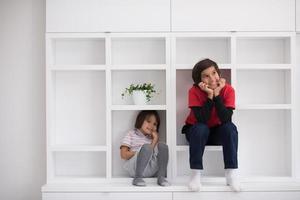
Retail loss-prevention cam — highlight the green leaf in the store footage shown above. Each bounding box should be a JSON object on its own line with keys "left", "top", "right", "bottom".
{"left": 121, "top": 82, "right": 158, "bottom": 102}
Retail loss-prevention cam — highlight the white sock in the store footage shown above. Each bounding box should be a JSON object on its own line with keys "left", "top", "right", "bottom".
{"left": 188, "top": 169, "right": 201, "bottom": 191}
{"left": 225, "top": 169, "right": 241, "bottom": 192}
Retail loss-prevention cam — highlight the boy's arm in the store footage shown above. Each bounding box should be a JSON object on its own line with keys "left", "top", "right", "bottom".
{"left": 214, "top": 96, "right": 233, "bottom": 123}
{"left": 191, "top": 98, "right": 214, "bottom": 123}
{"left": 120, "top": 146, "right": 135, "bottom": 160}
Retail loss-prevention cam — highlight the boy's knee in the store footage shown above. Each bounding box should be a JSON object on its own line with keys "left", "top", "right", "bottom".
{"left": 220, "top": 122, "right": 238, "bottom": 137}
{"left": 191, "top": 123, "right": 209, "bottom": 139}
{"left": 221, "top": 122, "right": 237, "bottom": 131}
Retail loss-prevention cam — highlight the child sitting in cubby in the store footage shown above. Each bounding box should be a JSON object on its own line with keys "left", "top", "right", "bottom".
{"left": 181, "top": 58, "right": 240, "bottom": 192}
{"left": 120, "top": 110, "right": 170, "bottom": 187}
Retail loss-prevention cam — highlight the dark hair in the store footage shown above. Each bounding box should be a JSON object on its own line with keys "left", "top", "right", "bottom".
{"left": 135, "top": 110, "right": 160, "bottom": 132}
{"left": 192, "top": 58, "right": 221, "bottom": 85}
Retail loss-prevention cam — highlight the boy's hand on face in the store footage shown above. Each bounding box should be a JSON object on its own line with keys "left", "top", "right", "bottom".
{"left": 198, "top": 82, "right": 214, "bottom": 99}
{"left": 214, "top": 78, "right": 226, "bottom": 96}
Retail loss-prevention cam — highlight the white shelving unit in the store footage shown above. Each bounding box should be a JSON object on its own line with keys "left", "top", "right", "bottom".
{"left": 41, "top": 0, "right": 300, "bottom": 198}
{"left": 172, "top": 32, "right": 296, "bottom": 184}
{"left": 45, "top": 33, "right": 171, "bottom": 183}
{"left": 234, "top": 33, "right": 295, "bottom": 181}
{"left": 172, "top": 33, "right": 233, "bottom": 183}
{"left": 44, "top": 32, "right": 299, "bottom": 197}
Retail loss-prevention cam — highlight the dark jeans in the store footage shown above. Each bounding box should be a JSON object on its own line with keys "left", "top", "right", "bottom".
{"left": 185, "top": 122, "right": 238, "bottom": 170}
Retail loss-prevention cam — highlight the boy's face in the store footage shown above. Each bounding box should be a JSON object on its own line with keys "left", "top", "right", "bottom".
{"left": 200, "top": 66, "right": 220, "bottom": 90}
{"left": 140, "top": 115, "right": 158, "bottom": 135}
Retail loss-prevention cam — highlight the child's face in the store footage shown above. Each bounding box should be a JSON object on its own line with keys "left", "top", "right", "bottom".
{"left": 200, "top": 66, "right": 220, "bottom": 90}
{"left": 140, "top": 115, "right": 158, "bottom": 136}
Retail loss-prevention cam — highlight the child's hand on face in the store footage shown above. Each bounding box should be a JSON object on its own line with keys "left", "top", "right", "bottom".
{"left": 214, "top": 78, "right": 226, "bottom": 96}
{"left": 151, "top": 130, "right": 158, "bottom": 139}
{"left": 150, "top": 130, "right": 159, "bottom": 148}
{"left": 198, "top": 82, "right": 214, "bottom": 99}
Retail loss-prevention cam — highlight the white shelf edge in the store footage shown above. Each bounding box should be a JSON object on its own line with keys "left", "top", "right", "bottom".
{"left": 50, "top": 145, "right": 107, "bottom": 152}
{"left": 174, "top": 176, "right": 298, "bottom": 184}
{"left": 48, "top": 65, "right": 106, "bottom": 71}
{"left": 41, "top": 179, "right": 300, "bottom": 192}
{"left": 175, "top": 64, "right": 231, "bottom": 70}
{"left": 236, "top": 64, "right": 292, "bottom": 70}
{"left": 176, "top": 145, "right": 222, "bottom": 151}
{"left": 171, "top": 32, "right": 233, "bottom": 37}
{"left": 45, "top": 176, "right": 296, "bottom": 185}
{"left": 236, "top": 104, "right": 292, "bottom": 110}
{"left": 110, "top": 33, "right": 169, "bottom": 38}
{"left": 111, "top": 105, "right": 167, "bottom": 110}
{"left": 235, "top": 32, "right": 295, "bottom": 37}
{"left": 42, "top": 182, "right": 189, "bottom": 192}
{"left": 46, "top": 33, "right": 107, "bottom": 38}
{"left": 110, "top": 64, "right": 167, "bottom": 70}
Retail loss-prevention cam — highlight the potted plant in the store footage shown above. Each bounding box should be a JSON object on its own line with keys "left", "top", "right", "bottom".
{"left": 121, "top": 83, "right": 157, "bottom": 105}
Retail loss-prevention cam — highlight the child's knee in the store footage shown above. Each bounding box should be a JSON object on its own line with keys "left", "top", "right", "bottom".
{"left": 141, "top": 144, "right": 152, "bottom": 152}
{"left": 157, "top": 142, "right": 168, "bottom": 150}
{"left": 221, "top": 122, "right": 238, "bottom": 135}
{"left": 191, "top": 123, "right": 210, "bottom": 139}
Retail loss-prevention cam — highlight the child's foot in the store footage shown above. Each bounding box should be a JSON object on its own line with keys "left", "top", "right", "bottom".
{"left": 225, "top": 169, "right": 241, "bottom": 192}
{"left": 188, "top": 169, "right": 201, "bottom": 191}
{"left": 132, "top": 178, "right": 146, "bottom": 186}
{"left": 157, "top": 176, "right": 170, "bottom": 186}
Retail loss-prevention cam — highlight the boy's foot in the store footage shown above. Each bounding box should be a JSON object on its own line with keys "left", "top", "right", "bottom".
{"left": 227, "top": 178, "right": 241, "bottom": 192}
{"left": 188, "top": 169, "right": 201, "bottom": 191}
{"left": 132, "top": 178, "right": 146, "bottom": 186}
{"left": 225, "top": 169, "right": 241, "bottom": 192}
{"left": 157, "top": 176, "right": 170, "bottom": 186}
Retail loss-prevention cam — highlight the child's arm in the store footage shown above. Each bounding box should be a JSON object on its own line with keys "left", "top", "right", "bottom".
{"left": 214, "top": 96, "right": 234, "bottom": 123}
{"left": 150, "top": 131, "right": 159, "bottom": 148}
{"left": 199, "top": 82, "right": 214, "bottom": 99}
{"left": 191, "top": 98, "right": 214, "bottom": 124}
{"left": 213, "top": 78, "right": 235, "bottom": 123}
{"left": 120, "top": 146, "right": 135, "bottom": 160}
{"left": 214, "top": 78, "right": 226, "bottom": 97}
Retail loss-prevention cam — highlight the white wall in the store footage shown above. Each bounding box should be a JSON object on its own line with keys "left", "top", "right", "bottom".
{"left": 0, "top": 0, "right": 46, "bottom": 200}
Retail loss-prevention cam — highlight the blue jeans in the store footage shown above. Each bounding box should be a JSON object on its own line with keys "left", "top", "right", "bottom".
{"left": 185, "top": 122, "right": 238, "bottom": 169}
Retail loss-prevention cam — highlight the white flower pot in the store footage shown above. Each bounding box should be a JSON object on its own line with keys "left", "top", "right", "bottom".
{"left": 132, "top": 90, "right": 148, "bottom": 105}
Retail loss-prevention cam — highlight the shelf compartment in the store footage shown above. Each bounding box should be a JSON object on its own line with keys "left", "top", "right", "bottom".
{"left": 236, "top": 69, "right": 291, "bottom": 104}
{"left": 51, "top": 71, "right": 106, "bottom": 146}
{"left": 111, "top": 37, "right": 166, "bottom": 65}
{"left": 111, "top": 110, "right": 166, "bottom": 178}
{"left": 53, "top": 151, "right": 106, "bottom": 178}
{"left": 175, "top": 37, "right": 231, "bottom": 65}
{"left": 236, "top": 37, "right": 291, "bottom": 64}
{"left": 176, "top": 151, "right": 225, "bottom": 177}
{"left": 52, "top": 38, "right": 105, "bottom": 65}
{"left": 111, "top": 70, "right": 166, "bottom": 105}
{"left": 176, "top": 69, "right": 231, "bottom": 146}
{"left": 234, "top": 109, "right": 291, "bottom": 177}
